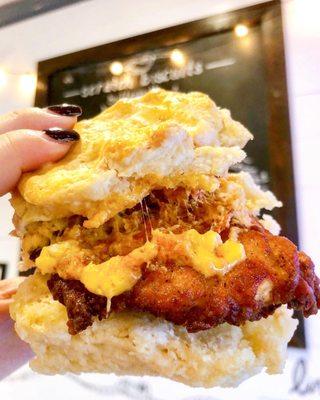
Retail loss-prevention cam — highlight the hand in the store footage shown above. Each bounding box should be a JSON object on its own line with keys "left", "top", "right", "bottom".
{"left": 0, "top": 103, "right": 81, "bottom": 307}
{"left": 0, "top": 277, "right": 25, "bottom": 314}
{"left": 0, "top": 104, "right": 81, "bottom": 379}
{"left": 0, "top": 105, "right": 81, "bottom": 195}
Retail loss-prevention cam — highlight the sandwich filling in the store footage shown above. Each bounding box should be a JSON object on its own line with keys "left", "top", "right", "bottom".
{"left": 17, "top": 182, "right": 320, "bottom": 335}
{"left": 11, "top": 89, "right": 320, "bottom": 337}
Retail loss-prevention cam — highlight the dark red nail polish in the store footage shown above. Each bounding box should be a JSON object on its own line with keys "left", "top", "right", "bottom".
{"left": 44, "top": 128, "right": 80, "bottom": 142}
{"left": 47, "top": 104, "right": 82, "bottom": 117}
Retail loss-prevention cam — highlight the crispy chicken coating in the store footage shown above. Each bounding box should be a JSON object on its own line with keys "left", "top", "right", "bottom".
{"left": 113, "top": 228, "right": 320, "bottom": 331}
{"left": 48, "top": 227, "right": 320, "bottom": 335}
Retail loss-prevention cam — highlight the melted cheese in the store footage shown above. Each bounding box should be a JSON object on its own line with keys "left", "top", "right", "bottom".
{"left": 154, "top": 229, "right": 245, "bottom": 277}
{"left": 35, "top": 241, "right": 80, "bottom": 274}
{"left": 80, "top": 241, "right": 157, "bottom": 298}
{"left": 35, "top": 228, "right": 245, "bottom": 298}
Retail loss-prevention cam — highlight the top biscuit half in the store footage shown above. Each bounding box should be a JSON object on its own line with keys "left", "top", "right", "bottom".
{"left": 13, "top": 89, "right": 255, "bottom": 229}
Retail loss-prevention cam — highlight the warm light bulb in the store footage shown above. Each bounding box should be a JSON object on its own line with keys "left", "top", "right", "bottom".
{"left": 110, "top": 61, "right": 124, "bottom": 76}
{"left": 170, "top": 49, "right": 186, "bottom": 67}
{"left": 0, "top": 68, "right": 8, "bottom": 88}
{"left": 235, "top": 24, "right": 249, "bottom": 38}
{"left": 19, "top": 73, "right": 36, "bottom": 94}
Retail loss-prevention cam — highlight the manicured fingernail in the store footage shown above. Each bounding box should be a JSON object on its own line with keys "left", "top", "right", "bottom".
{"left": 44, "top": 128, "right": 80, "bottom": 142}
{"left": 47, "top": 104, "right": 82, "bottom": 117}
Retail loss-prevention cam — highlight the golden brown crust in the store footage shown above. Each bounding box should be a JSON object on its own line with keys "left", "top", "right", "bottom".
{"left": 114, "top": 228, "right": 320, "bottom": 330}
{"left": 10, "top": 273, "right": 298, "bottom": 385}
{"left": 47, "top": 227, "right": 320, "bottom": 335}
{"left": 13, "top": 90, "right": 252, "bottom": 229}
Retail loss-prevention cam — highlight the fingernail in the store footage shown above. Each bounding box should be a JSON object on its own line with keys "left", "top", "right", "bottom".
{"left": 44, "top": 128, "right": 80, "bottom": 142}
{"left": 47, "top": 104, "right": 82, "bottom": 117}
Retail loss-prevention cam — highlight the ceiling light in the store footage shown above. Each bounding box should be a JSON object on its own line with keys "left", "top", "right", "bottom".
{"left": 235, "top": 24, "right": 249, "bottom": 38}
{"left": 170, "top": 49, "right": 186, "bottom": 67}
{"left": 110, "top": 61, "right": 124, "bottom": 76}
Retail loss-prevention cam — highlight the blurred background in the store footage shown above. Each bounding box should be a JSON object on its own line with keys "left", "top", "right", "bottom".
{"left": 0, "top": 0, "right": 319, "bottom": 399}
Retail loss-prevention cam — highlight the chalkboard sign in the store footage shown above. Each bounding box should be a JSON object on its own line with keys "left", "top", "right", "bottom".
{"left": 50, "top": 29, "right": 271, "bottom": 190}
{"left": 35, "top": 0, "right": 304, "bottom": 347}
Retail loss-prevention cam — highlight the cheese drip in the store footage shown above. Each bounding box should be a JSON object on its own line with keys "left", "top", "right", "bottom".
{"left": 80, "top": 242, "right": 157, "bottom": 298}
{"left": 35, "top": 229, "right": 245, "bottom": 298}
{"left": 153, "top": 229, "right": 245, "bottom": 277}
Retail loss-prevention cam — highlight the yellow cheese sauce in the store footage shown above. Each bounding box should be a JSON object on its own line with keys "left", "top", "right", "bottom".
{"left": 35, "top": 228, "right": 245, "bottom": 299}
{"left": 80, "top": 241, "right": 157, "bottom": 298}
{"left": 35, "top": 240, "right": 84, "bottom": 277}
{"left": 153, "top": 229, "right": 245, "bottom": 277}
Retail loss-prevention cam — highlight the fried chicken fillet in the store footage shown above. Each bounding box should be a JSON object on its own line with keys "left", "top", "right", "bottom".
{"left": 45, "top": 188, "right": 319, "bottom": 336}
{"left": 10, "top": 89, "right": 320, "bottom": 387}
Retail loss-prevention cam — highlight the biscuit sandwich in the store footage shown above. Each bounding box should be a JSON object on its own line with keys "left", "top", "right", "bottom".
{"left": 10, "top": 89, "right": 320, "bottom": 387}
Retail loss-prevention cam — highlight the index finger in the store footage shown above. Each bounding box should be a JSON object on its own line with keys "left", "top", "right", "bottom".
{"left": 0, "top": 277, "right": 25, "bottom": 314}
{"left": 0, "top": 277, "right": 25, "bottom": 299}
{"left": 0, "top": 105, "right": 81, "bottom": 135}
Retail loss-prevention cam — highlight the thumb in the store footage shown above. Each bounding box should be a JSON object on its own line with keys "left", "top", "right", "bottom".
{"left": 0, "top": 128, "right": 79, "bottom": 196}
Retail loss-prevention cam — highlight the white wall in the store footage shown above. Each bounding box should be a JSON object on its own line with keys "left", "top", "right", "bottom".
{"left": 0, "top": 0, "right": 319, "bottom": 398}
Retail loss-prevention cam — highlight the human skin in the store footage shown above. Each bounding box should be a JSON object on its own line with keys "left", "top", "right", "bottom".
{"left": 0, "top": 105, "right": 80, "bottom": 379}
